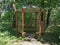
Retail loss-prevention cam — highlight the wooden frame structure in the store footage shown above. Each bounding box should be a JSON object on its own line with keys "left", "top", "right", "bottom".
{"left": 15, "top": 7, "right": 46, "bottom": 39}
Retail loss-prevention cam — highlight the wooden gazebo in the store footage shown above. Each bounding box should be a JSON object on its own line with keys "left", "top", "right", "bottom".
{"left": 15, "top": 5, "right": 46, "bottom": 39}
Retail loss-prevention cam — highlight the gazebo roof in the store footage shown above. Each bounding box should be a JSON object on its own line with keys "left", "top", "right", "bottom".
{"left": 16, "top": 5, "right": 40, "bottom": 12}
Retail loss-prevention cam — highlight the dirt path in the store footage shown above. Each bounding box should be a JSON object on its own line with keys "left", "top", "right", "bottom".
{"left": 10, "top": 39, "right": 50, "bottom": 45}
{"left": 8, "top": 38, "right": 50, "bottom": 45}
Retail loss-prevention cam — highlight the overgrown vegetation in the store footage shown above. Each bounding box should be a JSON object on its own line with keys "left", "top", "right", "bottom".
{"left": 0, "top": 0, "right": 60, "bottom": 45}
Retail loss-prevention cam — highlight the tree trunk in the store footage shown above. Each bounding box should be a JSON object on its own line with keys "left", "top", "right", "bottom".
{"left": 46, "top": 8, "right": 52, "bottom": 28}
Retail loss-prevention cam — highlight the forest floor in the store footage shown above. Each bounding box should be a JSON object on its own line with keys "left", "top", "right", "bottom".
{"left": 0, "top": 22, "right": 60, "bottom": 45}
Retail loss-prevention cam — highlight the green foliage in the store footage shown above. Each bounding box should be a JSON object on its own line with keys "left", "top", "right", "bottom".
{"left": 0, "top": 0, "right": 60, "bottom": 45}
{"left": 0, "top": 10, "right": 23, "bottom": 45}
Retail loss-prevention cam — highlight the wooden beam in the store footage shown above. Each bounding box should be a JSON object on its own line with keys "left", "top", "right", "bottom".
{"left": 16, "top": 8, "right": 40, "bottom": 13}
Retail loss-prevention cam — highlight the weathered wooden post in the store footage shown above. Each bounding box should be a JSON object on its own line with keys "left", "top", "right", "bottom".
{"left": 22, "top": 8, "right": 26, "bottom": 37}
{"left": 43, "top": 9, "right": 46, "bottom": 34}
{"left": 15, "top": 10, "right": 19, "bottom": 36}
{"left": 38, "top": 8, "right": 43, "bottom": 39}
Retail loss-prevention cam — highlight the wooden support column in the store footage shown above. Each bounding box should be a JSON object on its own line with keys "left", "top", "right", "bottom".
{"left": 22, "top": 9, "right": 25, "bottom": 37}
{"left": 15, "top": 11, "right": 19, "bottom": 36}
{"left": 38, "top": 8, "right": 43, "bottom": 40}
{"left": 43, "top": 9, "right": 46, "bottom": 34}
